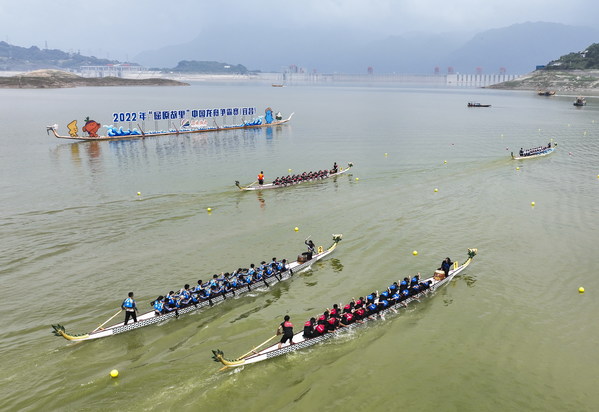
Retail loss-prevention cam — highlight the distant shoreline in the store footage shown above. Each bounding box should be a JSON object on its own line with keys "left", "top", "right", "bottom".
{"left": 487, "top": 69, "right": 599, "bottom": 95}
{"left": 0, "top": 69, "right": 188, "bottom": 89}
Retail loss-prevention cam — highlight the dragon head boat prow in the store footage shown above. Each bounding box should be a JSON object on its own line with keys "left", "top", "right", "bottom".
{"left": 468, "top": 248, "right": 477, "bottom": 258}
{"left": 212, "top": 349, "right": 245, "bottom": 368}
{"left": 51, "top": 324, "right": 89, "bottom": 341}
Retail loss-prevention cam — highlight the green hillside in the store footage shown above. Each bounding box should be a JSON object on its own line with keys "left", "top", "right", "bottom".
{"left": 545, "top": 43, "right": 599, "bottom": 70}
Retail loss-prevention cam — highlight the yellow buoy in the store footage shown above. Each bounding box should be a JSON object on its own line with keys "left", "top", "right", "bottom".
{"left": 110, "top": 369, "right": 119, "bottom": 378}
{"left": 288, "top": 169, "right": 292, "bottom": 173}
{"left": 294, "top": 227, "right": 299, "bottom": 232}
{"left": 412, "top": 250, "right": 418, "bottom": 256}
{"left": 516, "top": 167, "right": 520, "bottom": 171}
{"left": 355, "top": 177, "right": 359, "bottom": 181}
{"left": 384, "top": 153, "right": 388, "bottom": 156}
{"left": 434, "top": 188, "right": 438, "bottom": 192}
{"left": 579, "top": 287, "right": 585, "bottom": 293}
{"left": 207, "top": 207, "right": 212, "bottom": 212}
{"left": 531, "top": 201, "right": 535, "bottom": 207}
{"left": 444, "top": 160, "right": 447, "bottom": 164}
{"left": 137, "top": 192, "right": 141, "bottom": 196}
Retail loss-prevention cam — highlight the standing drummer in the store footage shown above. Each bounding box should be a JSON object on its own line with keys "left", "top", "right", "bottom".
{"left": 277, "top": 315, "right": 295, "bottom": 348}
{"left": 257, "top": 171, "right": 265, "bottom": 185}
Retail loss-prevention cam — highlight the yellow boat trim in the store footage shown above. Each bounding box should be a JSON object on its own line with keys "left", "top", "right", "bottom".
{"left": 56, "top": 329, "right": 90, "bottom": 341}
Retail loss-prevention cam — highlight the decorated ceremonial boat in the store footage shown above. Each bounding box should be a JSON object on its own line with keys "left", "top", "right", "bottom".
{"left": 537, "top": 90, "right": 556, "bottom": 96}
{"left": 212, "top": 248, "right": 477, "bottom": 369}
{"left": 46, "top": 106, "right": 293, "bottom": 142}
{"left": 467, "top": 102, "right": 491, "bottom": 107}
{"left": 235, "top": 162, "right": 353, "bottom": 191}
{"left": 511, "top": 143, "right": 557, "bottom": 160}
{"left": 52, "top": 234, "right": 342, "bottom": 342}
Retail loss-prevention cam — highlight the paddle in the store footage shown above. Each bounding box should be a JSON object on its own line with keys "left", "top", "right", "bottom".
{"left": 235, "top": 334, "right": 278, "bottom": 360}
{"left": 92, "top": 309, "right": 123, "bottom": 332}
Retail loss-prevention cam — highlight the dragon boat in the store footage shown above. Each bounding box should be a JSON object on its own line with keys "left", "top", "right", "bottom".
{"left": 46, "top": 113, "right": 294, "bottom": 142}
{"left": 235, "top": 162, "right": 353, "bottom": 191}
{"left": 52, "top": 234, "right": 342, "bottom": 342}
{"left": 212, "top": 248, "right": 477, "bottom": 369}
{"left": 511, "top": 143, "right": 557, "bottom": 160}
{"left": 467, "top": 102, "right": 491, "bottom": 107}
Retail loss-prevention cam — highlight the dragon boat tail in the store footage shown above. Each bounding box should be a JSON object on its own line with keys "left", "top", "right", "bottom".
{"left": 52, "top": 234, "right": 342, "bottom": 342}
{"left": 213, "top": 248, "right": 477, "bottom": 369}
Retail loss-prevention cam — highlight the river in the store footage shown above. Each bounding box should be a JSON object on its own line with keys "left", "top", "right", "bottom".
{"left": 0, "top": 83, "right": 598, "bottom": 411}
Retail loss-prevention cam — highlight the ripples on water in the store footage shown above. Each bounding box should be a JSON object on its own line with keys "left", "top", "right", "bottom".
{"left": 0, "top": 85, "right": 598, "bottom": 411}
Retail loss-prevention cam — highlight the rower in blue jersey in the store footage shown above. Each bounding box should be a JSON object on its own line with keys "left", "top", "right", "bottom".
{"left": 366, "top": 302, "right": 378, "bottom": 316}
{"left": 399, "top": 278, "right": 408, "bottom": 291}
{"left": 193, "top": 280, "right": 204, "bottom": 292}
{"left": 153, "top": 296, "right": 165, "bottom": 315}
{"left": 410, "top": 274, "right": 420, "bottom": 287}
{"left": 400, "top": 288, "right": 410, "bottom": 301}
{"left": 165, "top": 291, "right": 177, "bottom": 309}
{"left": 377, "top": 299, "right": 389, "bottom": 311}
{"left": 121, "top": 292, "right": 138, "bottom": 325}
{"left": 179, "top": 285, "right": 191, "bottom": 305}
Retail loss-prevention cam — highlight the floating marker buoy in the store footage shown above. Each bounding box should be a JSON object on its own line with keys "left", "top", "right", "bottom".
{"left": 434, "top": 188, "right": 438, "bottom": 192}
{"left": 597, "top": 175, "right": 599, "bottom": 179}
{"left": 412, "top": 250, "right": 418, "bottom": 256}
{"left": 384, "top": 153, "right": 388, "bottom": 156}
{"left": 137, "top": 192, "right": 141, "bottom": 196}
{"left": 110, "top": 369, "right": 119, "bottom": 378}
{"left": 294, "top": 227, "right": 299, "bottom": 232}
{"left": 579, "top": 287, "right": 585, "bottom": 293}
{"left": 444, "top": 160, "right": 447, "bottom": 164}
{"left": 207, "top": 207, "right": 212, "bottom": 212}
{"left": 531, "top": 201, "right": 535, "bottom": 207}
{"left": 288, "top": 169, "right": 292, "bottom": 173}
{"left": 516, "top": 167, "right": 520, "bottom": 170}
{"left": 355, "top": 177, "right": 359, "bottom": 181}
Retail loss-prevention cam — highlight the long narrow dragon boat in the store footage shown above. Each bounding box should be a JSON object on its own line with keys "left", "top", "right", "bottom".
{"left": 46, "top": 113, "right": 294, "bottom": 142}
{"left": 212, "top": 248, "right": 477, "bottom": 369}
{"left": 52, "top": 234, "right": 342, "bottom": 341}
{"left": 235, "top": 162, "right": 353, "bottom": 191}
{"left": 511, "top": 143, "right": 557, "bottom": 160}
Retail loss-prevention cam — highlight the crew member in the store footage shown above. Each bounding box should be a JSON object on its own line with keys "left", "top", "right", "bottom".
{"left": 152, "top": 296, "right": 164, "bottom": 316}
{"left": 277, "top": 315, "right": 295, "bottom": 348}
{"left": 121, "top": 292, "right": 138, "bottom": 325}
{"left": 305, "top": 239, "right": 316, "bottom": 254}
{"left": 331, "top": 162, "right": 338, "bottom": 174}
{"left": 440, "top": 257, "right": 453, "bottom": 276}
{"left": 303, "top": 317, "right": 316, "bottom": 339}
{"left": 258, "top": 171, "right": 265, "bottom": 185}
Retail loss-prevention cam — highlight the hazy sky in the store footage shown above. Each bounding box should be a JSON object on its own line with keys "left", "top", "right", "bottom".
{"left": 2, "top": 0, "right": 598, "bottom": 61}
